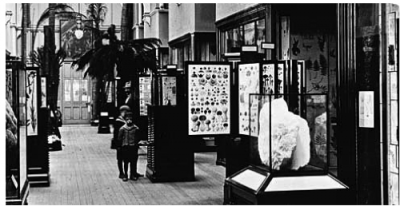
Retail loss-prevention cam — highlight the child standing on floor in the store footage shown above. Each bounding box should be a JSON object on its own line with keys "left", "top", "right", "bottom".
{"left": 113, "top": 105, "right": 130, "bottom": 179}
{"left": 117, "top": 111, "right": 143, "bottom": 181}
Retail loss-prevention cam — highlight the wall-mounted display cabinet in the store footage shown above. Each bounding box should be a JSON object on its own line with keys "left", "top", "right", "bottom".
{"left": 6, "top": 60, "right": 29, "bottom": 205}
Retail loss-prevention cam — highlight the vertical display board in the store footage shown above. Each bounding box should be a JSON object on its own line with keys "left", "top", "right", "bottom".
{"left": 261, "top": 61, "right": 287, "bottom": 94}
{"left": 26, "top": 69, "right": 38, "bottom": 136}
{"left": 187, "top": 62, "right": 231, "bottom": 136}
{"left": 238, "top": 63, "right": 260, "bottom": 135}
{"left": 160, "top": 76, "right": 177, "bottom": 106}
{"left": 40, "top": 77, "right": 47, "bottom": 108}
{"left": 139, "top": 76, "right": 152, "bottom": 116}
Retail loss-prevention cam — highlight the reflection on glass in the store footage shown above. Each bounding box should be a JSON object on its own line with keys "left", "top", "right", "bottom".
{"left": 18, "top": 68, "right": 27, "bottom": 193}
{"left": 73, "top": 80, "right": 80, "bottom": 102}
{"left": 26, "top": 70, "right": 38, "bottom": 136}
{"left": 162, "top": 77, "right": 177, "bottom": 106}
{"left": 81, "top": 80, "right": 88, "bottom": 102}
{"left": 256, "top": 19, "right": 266, "bottom": 53}
{"left": 244, "top": 22, "right": 255, "bottom": 45}
{"left": 65, "top": 80, "right": 71, "bottom": 102}
{"left": 251, "top": 94, "right": 328, "bottom": 172}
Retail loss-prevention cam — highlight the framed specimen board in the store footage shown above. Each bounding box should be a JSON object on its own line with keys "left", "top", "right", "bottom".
{"left": 238, "top": 63, "right": 260, "bottom": 135}
{"left": 139, "top": 76, "right": 152, "bottom": 116}
{"left": 261, "top": 61, "right": 287, "bottom": 95}
{"left": 186, "top": 62, "right": 232, "bottom": 136}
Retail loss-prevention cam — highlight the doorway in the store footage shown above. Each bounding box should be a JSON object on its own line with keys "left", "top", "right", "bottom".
{"left": 59, "top": 62, "right": 91, "bottom": 124}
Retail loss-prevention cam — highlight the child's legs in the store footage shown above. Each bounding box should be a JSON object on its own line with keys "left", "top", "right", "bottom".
{"left": 123, "top": 160, "right": 130, "bottom": 176}
{"left": 129, "top": 146, "right": 139, "bottom": 176}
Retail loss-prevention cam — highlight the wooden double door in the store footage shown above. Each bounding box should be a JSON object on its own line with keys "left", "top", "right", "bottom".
{"left": 59, "top": 62, "right": 91, "bottom": 124}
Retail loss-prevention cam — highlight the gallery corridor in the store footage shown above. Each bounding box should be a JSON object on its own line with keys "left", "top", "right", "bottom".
{"left": 28, "top": 125, "right": 225, "bottom": 205}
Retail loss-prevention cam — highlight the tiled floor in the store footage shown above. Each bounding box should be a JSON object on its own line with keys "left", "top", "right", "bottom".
{"left": 28, "top": 125, "right": 225, "bottom": 205}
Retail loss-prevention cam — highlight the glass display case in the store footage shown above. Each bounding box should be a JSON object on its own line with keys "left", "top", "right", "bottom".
{"left": 224, "top": 93, "right": 348, "bottom": 204}
{"left": 240, "top": 60, "right": 305, "bottom": 136}
{"left": 6, "top": 60, "right": 29, "bottom": 205}
{"left": 249, "top": 94, "right": 329, "bottom": 172}
{"left": 186, "top": 62, "right": 232, "bottom": 136}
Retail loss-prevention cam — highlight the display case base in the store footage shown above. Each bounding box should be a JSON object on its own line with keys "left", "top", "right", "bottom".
{"left": 146, "top": 166, "right": 195, "bottom": 183}
{"left": 224, "top": 165, "right": 349, "bottom": 205}
{"left": 28, "top": 172, "right": 50, "bottom": 187}
{"left": 98, "top": 125, "right": 110, "bottom": 133}
{"left": 6, "top": 180, "right": 29, "bottom": 205}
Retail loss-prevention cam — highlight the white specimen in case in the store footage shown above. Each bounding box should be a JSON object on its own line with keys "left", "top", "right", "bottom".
{"left": 258, "top": 98, "right": 310, "bottom": 170}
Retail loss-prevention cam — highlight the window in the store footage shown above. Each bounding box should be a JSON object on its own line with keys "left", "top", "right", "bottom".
{"left": 172, "top": 41, "right": 191, "bottom": 70}
{"left": 221, "top": 18, "right": 266, "bottom": 54}
{"left": 244, "top": 22, "right": 256, "bottom": 45}
{"left": 256, "top": 19, "right": 266, "bottom": 53}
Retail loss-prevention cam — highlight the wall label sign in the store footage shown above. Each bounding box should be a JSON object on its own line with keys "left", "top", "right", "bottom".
{"left": 261, "top": 42, "right": 275, "bottom": 50}
{"left": 359, "top": 91, "right": 374, "bottom": 128}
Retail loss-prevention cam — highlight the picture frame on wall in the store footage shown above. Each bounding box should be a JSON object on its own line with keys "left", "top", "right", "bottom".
{"left": 186, "top": 62, "right": 232, "bottom": 136}
{"left": 60, "top": 19, "right": 94, "bottom": 59}
{"left": 26, "top": 69, "right": 38, "bottom": 136}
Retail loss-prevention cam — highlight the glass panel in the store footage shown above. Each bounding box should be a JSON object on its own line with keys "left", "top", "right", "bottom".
{"left": 238, "top": 63, "right": 260, "bottom": 135}
{"left": 225, "top": 30, "right": 232, "bottom": 53}
{"left": 73, "top": 80, "right": 80, "bottom": 102}
{"left": 256, "top": 19, "right": 266, "bottom": 53}
{"left": 244, "top": 22, "right": 255, "bottom": 45}
{"left": 232, "top": 169, "right": 267, "bottom": 191}
{"left": 81, "top": 80, "right": 88, "bottom": 102}
{"left": 225, "top": 26, "right": 243, "bottom": 53}
{"left": 177, "top": 46, "right": 183, "bottom": 70}
{"left": 265, "top": 175, "right": 346, "bottom": 192}
{"left": 64, "top": 80, "right": 71, "bottom": 102}
{"left": 26, "top": 70, "right": 38, "bottom": 136}
{"left": 41, "top": 77, "right": 47, "bottom": 108}
{"left": 6, "top": 67, "right": 18, "bottom": 198}
{"left": 18, "top": 67, "right": 27, "bottom": 193}
{"left": 250, "top": 94, "right": 327, "bottom": 172}
{"left": 161, "top": 76, "right": 177, "bottom": 106}
{"left": 6, "top": 69, "right": 13, "bottom": 105}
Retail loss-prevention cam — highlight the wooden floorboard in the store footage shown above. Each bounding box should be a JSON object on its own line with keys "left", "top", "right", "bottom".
{"left": 28, "top": 125, "right": 225, "bottom": 205}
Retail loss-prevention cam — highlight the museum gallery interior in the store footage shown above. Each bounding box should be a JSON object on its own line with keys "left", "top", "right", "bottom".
{"left": 4, "top": 3, "right": 400, "bottom": 205}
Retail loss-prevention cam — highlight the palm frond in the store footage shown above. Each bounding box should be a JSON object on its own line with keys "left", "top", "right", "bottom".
{"left": 72, "top": 49, "right": 94, "bottom": 75}
{"left": 86, "top": 3, "right": 107, "bottom": 24}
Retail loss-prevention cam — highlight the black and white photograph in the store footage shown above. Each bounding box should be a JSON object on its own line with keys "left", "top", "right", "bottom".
{"left": 2, "top": 2, "right": 400, "bottom": 205}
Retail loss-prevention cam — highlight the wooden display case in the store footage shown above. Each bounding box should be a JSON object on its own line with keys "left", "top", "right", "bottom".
{"left": 6, "top": 60, "right": 29, "bottom": 205}
{"left": 146, "top": 105, "right": 194, "bottom": 182}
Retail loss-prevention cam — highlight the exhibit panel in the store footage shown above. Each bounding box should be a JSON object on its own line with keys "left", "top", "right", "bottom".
{"left": 159, "top": 76, "right": 177, "bottom": 106}
{"left": 26, "top": 69, "right": 39, "bottom": 137}
{"left": 139, "top": 76, "right": 152, "bottom": 116}
{"left": 187, "top": 62, "right": 232, "bottom": 136}
{"left": 238, "top": 63, "right": 260, "bottom": 135}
